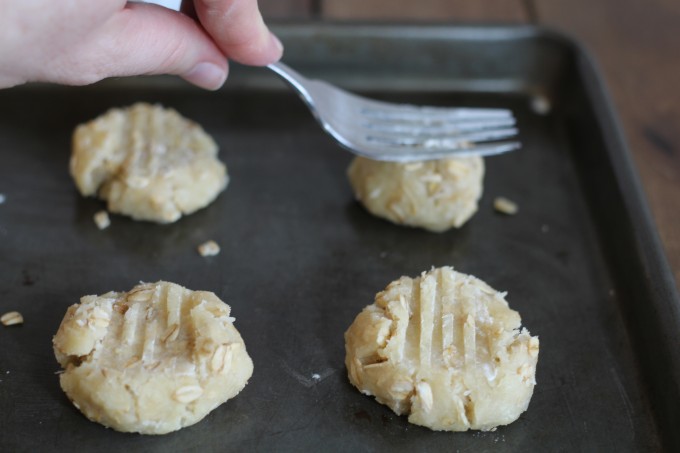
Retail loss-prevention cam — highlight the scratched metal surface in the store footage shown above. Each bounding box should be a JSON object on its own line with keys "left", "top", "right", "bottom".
{"left": 0, "top": 25, "right": 677, "bottom": 451}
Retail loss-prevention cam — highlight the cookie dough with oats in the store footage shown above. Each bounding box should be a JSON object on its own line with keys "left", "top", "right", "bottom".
{"left": 347, "top": 156, "right": 484, "bottom": 232}
{"left": 53, "top": 281, "right": 253, "bottom": 435}
{"left": 344, "top": 267, "right": 538, "bottom": 432}
{"left": 71, "top": 103, "right": 228, "bottom": 223}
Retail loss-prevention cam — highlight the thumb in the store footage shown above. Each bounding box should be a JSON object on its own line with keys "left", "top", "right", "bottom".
{"left": 94, "top": 3, "right": 228, "bottom": 89}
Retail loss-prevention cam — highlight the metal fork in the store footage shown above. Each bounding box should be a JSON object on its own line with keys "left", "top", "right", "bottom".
{"left": 268, "top": 61, "right": 520, "bottom": 162}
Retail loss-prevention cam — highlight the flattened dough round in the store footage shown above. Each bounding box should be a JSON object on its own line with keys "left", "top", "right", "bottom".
{"left": 345, "top": 267, "right": 538, "bottom": 431}
{"left": 347, "top": 156, "right": 484, "bottom": 232}
{"left": 71, "top": 103, "right": 228, "bottom": 223}
{"left": 53, "top": 281, "right": 253, "bottom": 435}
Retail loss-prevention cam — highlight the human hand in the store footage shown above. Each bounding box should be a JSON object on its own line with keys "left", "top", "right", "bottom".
{"left": 0, "top": 0, "right": 283, "bottom": 90}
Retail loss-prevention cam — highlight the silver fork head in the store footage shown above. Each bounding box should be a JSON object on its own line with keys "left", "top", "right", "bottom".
{"left": 269, "top": 62, "right": 520, "bottom": 162}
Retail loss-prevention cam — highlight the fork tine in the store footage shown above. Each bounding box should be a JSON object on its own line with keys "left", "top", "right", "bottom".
{"left": 366, "top": 141, "right": 521, "bottom": 162}
{"left": 362, "top": 117, "right": 516, "bottom": 135}
{"left": 360, "top": 105, "right": 514, "bottom": 122}
{"left": 356, "top": 98, "right": 520, "bottom": 161}
{"left": 366, "top": 126, "right": 518, "bottom": 147}
{"left": 366, "top": 127, "right": 518, "bottom": 146}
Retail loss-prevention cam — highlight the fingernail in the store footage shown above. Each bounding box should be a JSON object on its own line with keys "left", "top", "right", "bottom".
{"left": 184, "top": 62, "right": 227, "bottom": 91}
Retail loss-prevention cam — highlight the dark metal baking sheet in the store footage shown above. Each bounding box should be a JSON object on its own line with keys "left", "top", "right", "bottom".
{"left": 0, "top": 24, "right": 678, "bottom": 452}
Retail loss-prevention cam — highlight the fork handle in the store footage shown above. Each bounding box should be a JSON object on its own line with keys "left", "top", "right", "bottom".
{"left": 267, "top": 61, "right": 312, "bottom": 94}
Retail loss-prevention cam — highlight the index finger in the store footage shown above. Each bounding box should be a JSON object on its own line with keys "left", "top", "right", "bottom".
{"left": 186, "top": 0, "right": 283, "bottom": 65}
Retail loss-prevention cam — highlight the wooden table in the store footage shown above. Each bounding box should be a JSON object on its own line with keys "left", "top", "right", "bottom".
{"left": 260, "top": 0, "right": 680, "bottom": 290}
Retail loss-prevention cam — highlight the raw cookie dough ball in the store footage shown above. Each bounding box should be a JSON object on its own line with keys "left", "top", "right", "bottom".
{"left": 71, "top": 103, "right": 228, "bottom": 223}
{"left": 345, "top": 267, "right": 538, "bottom": 432}
{"left": 347, "top": 156, "right": 484, "bottom": 232}
{"left": 53, "top": 281, "right": 253, "bottom": 435}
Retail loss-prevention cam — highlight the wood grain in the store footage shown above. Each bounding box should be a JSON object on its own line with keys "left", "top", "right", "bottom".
{"left": 259, "top": 0, "right": 313, "bottom": 18}
{"left": 533, "top": 0, "right": 680, "bottom": 288}
{"left": 321, "top": 0, "right": 528, "bottom": 21}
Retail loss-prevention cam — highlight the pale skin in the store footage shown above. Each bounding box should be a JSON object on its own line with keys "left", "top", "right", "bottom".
{"left": 0, "top": 0, "right": 283, "bottom": 90}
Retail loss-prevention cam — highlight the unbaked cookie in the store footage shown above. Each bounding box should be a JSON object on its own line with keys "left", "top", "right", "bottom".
{"left": 347, "top": 156, "right": 484, "bottom": 232}
{"left": 53, "top": 281, "right": 253, "bottom": 435}
{"left": 344, "top": 267, "right": 538, "bottom": 431}
{"left": 71, "top": 103, "right": 227, "bottom": 223}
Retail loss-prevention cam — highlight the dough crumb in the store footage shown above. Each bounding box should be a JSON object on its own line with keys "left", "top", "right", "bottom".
{"left": 1, "top": 311, "right": 23, "bottom": 326}
{"left": 198, "top": 240, "right": 221, "bottom": 257}
{"left": 494, "top": 197, "right": 518, "bottom": 215}
{"left": 93, "top": 210, "right": 111, "bottom": 230}
{"left": 312, "top": 373, "right": 321, "bottom": 380}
